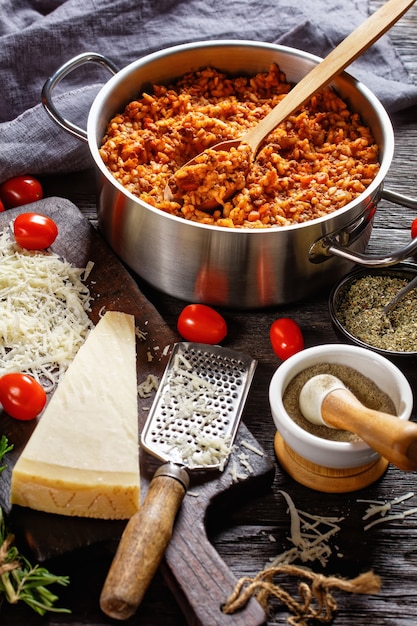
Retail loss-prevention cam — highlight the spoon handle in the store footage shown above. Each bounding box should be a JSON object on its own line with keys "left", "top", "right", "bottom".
{"left": 322, "top": 388, "right": 417, "bottom": 472}
{"left": 383, "top": 273, "right": 417, "bottom": 315}
{"left": 244, "top": 0, "right": 416, "bottom": 151}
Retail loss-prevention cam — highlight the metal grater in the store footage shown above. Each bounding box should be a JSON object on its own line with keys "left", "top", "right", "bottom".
{"left": 141, "top": 341, "right": 257, "bottom": 471}
{"left": 100, "top": 342, "right": 257, "bottom": 620}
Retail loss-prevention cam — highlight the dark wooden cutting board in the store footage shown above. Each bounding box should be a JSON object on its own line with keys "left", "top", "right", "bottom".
{"left": 0, "top": 197, "right": 275, "bottom": 626}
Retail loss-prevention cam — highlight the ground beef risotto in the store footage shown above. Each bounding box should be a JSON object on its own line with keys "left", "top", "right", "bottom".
{"left": 100, "top": 64, "right": 380, "bottom": 229}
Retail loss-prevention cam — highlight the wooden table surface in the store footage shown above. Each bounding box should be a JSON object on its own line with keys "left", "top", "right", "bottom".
{"left": 2, "top": 2, "right": 417, "bottom": 624}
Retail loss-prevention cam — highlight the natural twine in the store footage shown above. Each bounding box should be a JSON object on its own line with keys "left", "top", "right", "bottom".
{"left": 222, "top": 564, "right": 381, "bottom": 626}
{"left": 0, "top": 534, "right": 19, "bottom": 577}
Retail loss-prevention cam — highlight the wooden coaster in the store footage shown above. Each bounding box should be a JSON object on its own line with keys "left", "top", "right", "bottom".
{"left": 274, "top": 431, "right": 389, "bottom": 493}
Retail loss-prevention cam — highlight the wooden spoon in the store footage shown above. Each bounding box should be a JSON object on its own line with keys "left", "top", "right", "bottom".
{"left": 299, "top": 374, "right": 417, "bottom": 471}
{"left": 168, "top": 0, "right": 416, "bottom": 211}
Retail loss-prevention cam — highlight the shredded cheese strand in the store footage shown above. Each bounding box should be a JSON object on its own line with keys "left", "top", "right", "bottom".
{"left": 364, "top": 508, "right": 417, "bottom": 531}
{"left": 268, "top": 491, "right": 344, "bottom": 568}
{"left": 240, "top": 439, "right": 264, "bottom": 456}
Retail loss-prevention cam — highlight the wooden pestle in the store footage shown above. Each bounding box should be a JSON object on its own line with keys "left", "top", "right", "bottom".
{"left": 299, "top": 374, "right": 417, "bottom": 472}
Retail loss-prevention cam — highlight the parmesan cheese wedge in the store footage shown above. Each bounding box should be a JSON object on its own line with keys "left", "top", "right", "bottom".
{"left": 10, "top": 311, "right": 140, "bottom": 520}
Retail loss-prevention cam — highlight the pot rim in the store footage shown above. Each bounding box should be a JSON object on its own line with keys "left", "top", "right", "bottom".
{"left": 87, "top": 39, "right": 394, "bottom": 234}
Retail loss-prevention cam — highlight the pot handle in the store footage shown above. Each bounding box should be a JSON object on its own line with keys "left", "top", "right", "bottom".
{"left": 41, "top": 52, "right": 119, "bottom": 143}
{"left": 309, "top": 187, "right": 417, "bottom": 266}
{"left": 381, "top": 187, "right": 417, "bottom": 210}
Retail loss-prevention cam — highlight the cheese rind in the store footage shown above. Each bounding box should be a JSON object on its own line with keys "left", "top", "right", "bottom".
{"left": 11, "top": 311, "right": 140, "bottom": 520}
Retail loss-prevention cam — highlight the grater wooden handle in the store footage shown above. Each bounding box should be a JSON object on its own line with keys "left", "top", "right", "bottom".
{"left": 100, "top": 463, "right": 189, "bottom": 620}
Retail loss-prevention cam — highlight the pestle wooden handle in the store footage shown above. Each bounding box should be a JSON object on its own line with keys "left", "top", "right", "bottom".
{"left": 322, "top": 388, "right": 417, "bottom": 472}
{"left": 100, "top": 463, "right": 189, "bottom": 620}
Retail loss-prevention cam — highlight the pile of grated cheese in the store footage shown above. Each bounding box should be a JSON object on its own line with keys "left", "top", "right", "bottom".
{"left": 0, "top": 225, "right": 93, "bottom": 392}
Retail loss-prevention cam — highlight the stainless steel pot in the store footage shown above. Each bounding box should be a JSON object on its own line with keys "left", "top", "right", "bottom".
{"left": 42, "top": 41, "right": 417, "bottom": 308}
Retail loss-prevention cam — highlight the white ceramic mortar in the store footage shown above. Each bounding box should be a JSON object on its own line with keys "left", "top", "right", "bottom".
{"left": 269, "top": 344, "right": 413, "bottom": 470}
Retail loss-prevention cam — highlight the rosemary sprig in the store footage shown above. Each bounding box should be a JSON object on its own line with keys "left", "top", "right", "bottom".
{"left": 0, "top": 436, "right": 71, "bottom": 615}
{"left": 0, "top": 436, "right": 13, "bottom": 473}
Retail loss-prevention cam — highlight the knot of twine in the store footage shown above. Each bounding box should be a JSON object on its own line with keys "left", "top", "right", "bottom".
{"left": 223, "top": 564, "right": 381, "bottom": 626}
{"left": 0, "top": 534, "right": 19, "bottom": 577}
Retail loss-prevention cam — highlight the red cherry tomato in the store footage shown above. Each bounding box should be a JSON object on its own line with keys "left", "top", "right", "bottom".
{"left": 0, "top": 199, "right": 5, "bottom": 212}
{"left": 177, "top": 304, "right": 227, "bottom": 344}
{"left": 0, "top": 373, "right": 46, "bottom": 420}
{"left": 411, "top": 218, "right": 417, "bottom": 239}
{"left": 270, "top": 318, "right": 304, "bottom": 360}
{"left": 13, "top": 212, "right": 58, "bottom": 250}
{"left": 0, "top": 175, "right": 43, "bottom": 209}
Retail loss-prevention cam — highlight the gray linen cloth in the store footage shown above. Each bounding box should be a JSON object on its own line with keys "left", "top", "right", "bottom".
{"left": 0, "top": 0, "right": 416, "bottom": 183}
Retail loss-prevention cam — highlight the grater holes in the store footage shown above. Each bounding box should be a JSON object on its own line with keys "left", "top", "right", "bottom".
{"left": 142, "top": 343, "right": 255, "bottom": 469}
{"left": 184, "top": 348, "right": 246, "bottom": 374}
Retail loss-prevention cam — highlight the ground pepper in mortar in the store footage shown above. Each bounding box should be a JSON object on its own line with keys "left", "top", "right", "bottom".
{"left": 283, "top": 363, "right": 396, "bottom": 442}
{"left": 336, "top": 274, "right": 417, "bottom": 352}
